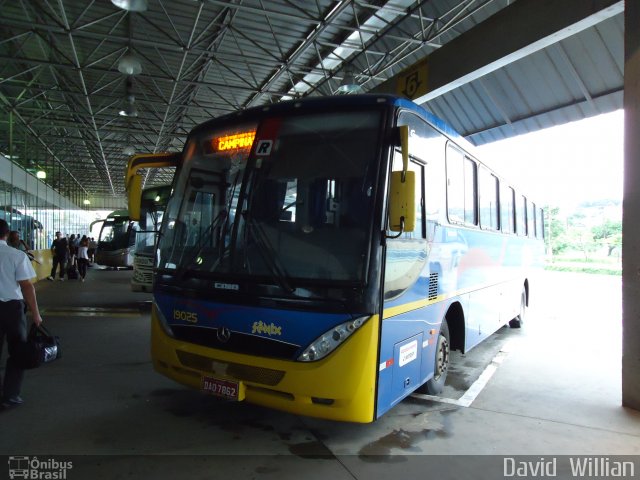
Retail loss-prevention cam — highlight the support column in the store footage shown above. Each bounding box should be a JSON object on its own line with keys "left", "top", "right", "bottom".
{"left": 622, "top": 0, "right": 640, "bottom": 410}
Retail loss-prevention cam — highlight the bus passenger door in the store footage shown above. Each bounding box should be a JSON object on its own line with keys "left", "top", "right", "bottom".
{"left": 378, "top": 150, "right": 433, "bottom": 417}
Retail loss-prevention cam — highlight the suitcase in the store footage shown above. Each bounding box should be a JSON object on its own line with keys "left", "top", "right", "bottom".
{"left": 67, "top": 264, "right": 79, "bottom": 280}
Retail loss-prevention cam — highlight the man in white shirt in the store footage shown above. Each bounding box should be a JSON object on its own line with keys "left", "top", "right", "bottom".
{"left": 0, "top": 219, "right": 43, "bottom": 409}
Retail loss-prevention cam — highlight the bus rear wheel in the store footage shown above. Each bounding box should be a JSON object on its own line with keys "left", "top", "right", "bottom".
{"left": 509, "top": 289, "right": 527, "bottom": 328}
{"left": 419, "top": 320, "right": 450, "bottom": 395}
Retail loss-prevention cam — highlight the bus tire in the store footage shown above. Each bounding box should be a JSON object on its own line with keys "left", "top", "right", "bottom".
{"left": 509, "top": 289, "right": 527, "bottom": 328}
{"left": 419, "top": 320, "right": 450, "bottom": 395}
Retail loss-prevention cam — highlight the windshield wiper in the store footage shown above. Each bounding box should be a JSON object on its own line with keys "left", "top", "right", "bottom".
{"left": 175, "top": 210, "right": 227, "bottom": 280}
{"left": 244, "top": 215, "right": 295, "bottom": 294}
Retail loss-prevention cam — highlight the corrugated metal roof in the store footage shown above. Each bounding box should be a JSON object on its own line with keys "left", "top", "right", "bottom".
{"left": 426, "top": 12, "right": 624, "bottom": 145}
{"left": 0, "top": 0, "right": 624, "bottom": 198}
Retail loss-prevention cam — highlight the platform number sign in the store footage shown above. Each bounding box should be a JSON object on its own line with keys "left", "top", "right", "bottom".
{"left": 396, "top": 59, "right": 429, "bottom": 100}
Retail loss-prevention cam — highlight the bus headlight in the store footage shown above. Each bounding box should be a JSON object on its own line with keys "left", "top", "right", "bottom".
{"left": 153, "top": 302, "right": 175, "bottom": 338}
{"left": 297, "top": 316, "right": 368, "bottom": 362}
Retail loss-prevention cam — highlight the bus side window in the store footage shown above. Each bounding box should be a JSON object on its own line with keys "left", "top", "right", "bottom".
{"left": 537, "top": 207, "right": 545, "bottom": 238}
{"left": 527, "top": 200, "right": 535, "bottom": 237}
{"left": 516, "top": 194, "right": 526, "bottom": 236}
{"left": 464, "top": 157, "right": 477, "bottom": 225}
{"left": 501, "top": 184, "right": 515, "bottom": 234}
{"left": 397, "top": 110, "right": 444, "bottom": 240}
{"left": 479, "top": 166, "right": 499, "bottom": 230}
{"left": 446, "top": 145, "right": 477, "bottom": 226}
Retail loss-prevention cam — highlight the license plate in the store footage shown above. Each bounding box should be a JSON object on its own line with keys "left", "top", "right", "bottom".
{"left": 201, "top": 376, "right": 245, "bottom": 401}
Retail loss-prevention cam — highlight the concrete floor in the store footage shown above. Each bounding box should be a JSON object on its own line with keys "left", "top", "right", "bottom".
{"left": 1, "top": 268, "right": 638, "bottom": 479}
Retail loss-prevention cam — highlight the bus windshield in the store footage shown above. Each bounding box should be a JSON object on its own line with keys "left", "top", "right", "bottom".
{"left": 157, "top": 109, "right": 382, "bottom": 287}
{"left": 134, "top": 230, "right": 156, "bottom": 256}
{"left": 100, "top": 218, "right": 132, "bottom": 249}
{"left": 135, "top": 186, "right": 170, "bottom": 256}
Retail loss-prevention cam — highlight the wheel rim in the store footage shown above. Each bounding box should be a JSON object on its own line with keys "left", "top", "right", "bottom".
{"left": 434, "top": 333, "right": 450, "bottom": 381}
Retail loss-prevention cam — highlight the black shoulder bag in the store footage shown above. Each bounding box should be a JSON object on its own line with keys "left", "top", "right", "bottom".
{"left": 15, "top": 324, "right": 62, "bottom": 369}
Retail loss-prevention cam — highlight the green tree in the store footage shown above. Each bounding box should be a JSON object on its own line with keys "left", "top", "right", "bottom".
{"left": 546, "top": 207, "right": 569, "bottom": 255}
{"left": 592, "top": 219, "right": 622, "bottom": 240}
{"left": 592, "top": 219, "right": 622, "bottom": 256}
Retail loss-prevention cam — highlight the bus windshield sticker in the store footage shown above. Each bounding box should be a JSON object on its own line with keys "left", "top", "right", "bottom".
{"left": 255, "top": 139, "right": 273, "bottom": 155}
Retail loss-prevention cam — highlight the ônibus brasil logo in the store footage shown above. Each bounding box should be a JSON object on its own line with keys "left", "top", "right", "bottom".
{"left": 8, "top": 456, "right": 73, "bottom": 479}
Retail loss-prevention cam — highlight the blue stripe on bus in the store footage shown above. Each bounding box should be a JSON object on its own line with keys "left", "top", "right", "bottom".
{"left": 154, "top": 292, "right": 353, "bottom": 348}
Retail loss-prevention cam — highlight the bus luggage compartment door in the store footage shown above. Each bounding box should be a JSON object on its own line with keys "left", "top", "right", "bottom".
{"left": 392, "top": 333, "right": 423, "bottom": 397}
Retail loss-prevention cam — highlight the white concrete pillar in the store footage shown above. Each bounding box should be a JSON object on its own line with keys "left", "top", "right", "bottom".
{"left": 622, "top": 0, "right": 640, "bottom": 410}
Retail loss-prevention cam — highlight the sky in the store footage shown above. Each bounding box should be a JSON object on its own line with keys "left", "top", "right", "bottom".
{"left": 476, "top": 109, "right": 624, "bottom": 210}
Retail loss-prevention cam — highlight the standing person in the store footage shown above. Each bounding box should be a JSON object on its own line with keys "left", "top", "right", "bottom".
{"left": 8, "top": 231, "right": 38, "bottom": 264}
{"left": 77, "top": 236, "right": 90, "bottom": 282}
{"left": 68, "top": 234, "right": 76, "bottom": 265}
{"left": 88, "top": 237, "right": 97, "bottom": 264}
{"left": 0, "top": 219, "right": 43, "bottom": 408}
{"left": 74, "top": 234, "right": 80, "bottom": 261}
{"left": 8, "top": 231, "right": 29, "bottom": 253}
{"left": 48, "top": 231, "right": 68, "bottom": 281}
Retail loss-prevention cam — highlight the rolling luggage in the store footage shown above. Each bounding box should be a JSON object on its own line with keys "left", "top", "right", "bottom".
{"left": 67, "top": 260, "right": 79, "bottom": 280}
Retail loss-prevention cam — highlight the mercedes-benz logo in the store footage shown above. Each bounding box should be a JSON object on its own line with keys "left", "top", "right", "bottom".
{"left": 217, "top": 327, "right": 231, "bottom": 343}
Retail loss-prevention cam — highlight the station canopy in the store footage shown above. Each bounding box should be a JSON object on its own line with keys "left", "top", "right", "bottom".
{"left": 0, "top": 0, "right": 623, "bottom": 198}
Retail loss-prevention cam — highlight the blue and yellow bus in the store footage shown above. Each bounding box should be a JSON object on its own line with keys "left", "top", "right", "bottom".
{"left": 129, "top": 94, "right": 544, "bottom": 423}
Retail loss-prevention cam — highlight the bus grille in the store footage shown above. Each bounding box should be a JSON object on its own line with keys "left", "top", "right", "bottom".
{"left": 428, "top": 273, "right": 439, "bottom": 300}
{"left": 171, "top": 325, "right": 300, "bottom": 359}
{"left": 175, "top": 350, "right": 285, "bottom": 386}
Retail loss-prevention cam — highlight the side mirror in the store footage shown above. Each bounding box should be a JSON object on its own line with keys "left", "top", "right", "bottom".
{"left": 387, "top": 125, "right": 415, "bottom": 234}
{"left": 388, "top": 170, "right": 416, "bottom": 232}
{"left": 125, "top": 152, "right": 180, "bottom": 222}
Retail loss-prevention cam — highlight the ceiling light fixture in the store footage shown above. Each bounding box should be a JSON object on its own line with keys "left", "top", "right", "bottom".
{"left": 119, "top": 94, "right": 138, "bottom": 117}
{"left": 36, "top": 170, "right": 46, "bottom": 179}
{"left": 111, "top": 0, "right": 148, "bottom": 12}
{"left": 83, "top": 199, "right": 91, "bottom": 205}
{"left": 337, "top": 66, "right": 361, "bottom": 94}
{"left": 118, "top": 52, "right": 142, "bottom": 75}
{"left": 123, "top": 145, "right": 136, "bottom": 156}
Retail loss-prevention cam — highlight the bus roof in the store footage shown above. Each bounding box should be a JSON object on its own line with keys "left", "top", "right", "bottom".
{"left": 189, "top": 94, "right": 465, "bottom": 145}
{"left": 108, "top": 209, "right": 130, "bottom": 218}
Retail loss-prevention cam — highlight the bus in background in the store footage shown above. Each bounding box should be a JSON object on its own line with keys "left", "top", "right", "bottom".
{"left": 0, "top": 207, "right": 43, "bottom": 248}
{"left": 130, "top": 94, "right": 544, "bottom": 423}
{"left": 131, "top": 185, "right": 172, "bottom": 292}
{"left": 91, "top": 210, "right": 138, "bottom": 268}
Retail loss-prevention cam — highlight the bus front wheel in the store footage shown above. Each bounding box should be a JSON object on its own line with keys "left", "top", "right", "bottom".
{"left": 419, "top": 320, "right": 450, "bottom": 395}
